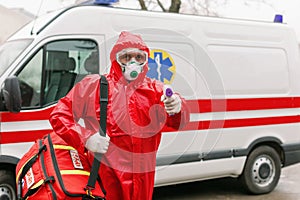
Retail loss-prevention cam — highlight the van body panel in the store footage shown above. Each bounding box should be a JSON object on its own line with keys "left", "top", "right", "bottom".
{"left": 1, "top": 4, "right": 300, "bottom": 194}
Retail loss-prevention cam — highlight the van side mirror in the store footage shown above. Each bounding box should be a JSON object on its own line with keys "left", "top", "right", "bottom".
{"left": 2, "top": 76, "right": 22, "bottom": 113}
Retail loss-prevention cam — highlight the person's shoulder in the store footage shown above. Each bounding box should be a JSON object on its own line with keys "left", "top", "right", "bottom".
{"left": 74, "top": 74, "right": 102, "bottom": 90}
{"left": 79, "top": 74, "right": 101, "bottom": 83}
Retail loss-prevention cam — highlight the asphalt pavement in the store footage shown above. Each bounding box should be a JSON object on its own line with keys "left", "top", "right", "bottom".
{"left": 153, "top": 164, "right": 300, "bottom": 200}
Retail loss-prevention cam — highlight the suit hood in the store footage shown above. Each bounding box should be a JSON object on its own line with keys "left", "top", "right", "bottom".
{"left": 109, "top": 31, "right": 150, "bottom": 84}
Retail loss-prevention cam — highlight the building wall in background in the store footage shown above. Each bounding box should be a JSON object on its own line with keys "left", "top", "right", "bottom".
{"left": 0, "top": 5, "right": 33, "bottom": 44}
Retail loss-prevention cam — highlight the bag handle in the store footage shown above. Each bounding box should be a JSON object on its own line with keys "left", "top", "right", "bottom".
{"left": 85, "top": 75, "right": 108, "bottom": 194}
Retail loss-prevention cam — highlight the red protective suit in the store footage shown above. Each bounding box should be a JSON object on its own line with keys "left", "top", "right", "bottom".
{"left": 50, "top": 31, "right": 190, "bottom": 200}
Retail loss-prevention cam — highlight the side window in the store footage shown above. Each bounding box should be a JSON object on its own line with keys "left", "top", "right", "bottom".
{"left": 17, "top": 49, "right": 43, "bottom": 107}
{"left": 16, "top": 39, "right": 99, "bottom": 109}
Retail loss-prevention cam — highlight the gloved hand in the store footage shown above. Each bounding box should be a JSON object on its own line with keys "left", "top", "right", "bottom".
{"left": 161, "top": 93, "right": 182, "bottom": 115}
{"left": 85, "top": 133, "right": 110, "bottom": 154}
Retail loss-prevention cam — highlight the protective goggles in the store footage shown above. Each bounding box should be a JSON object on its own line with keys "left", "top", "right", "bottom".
{"left": 116, "top": 48, "right": 148, "bottom": 67}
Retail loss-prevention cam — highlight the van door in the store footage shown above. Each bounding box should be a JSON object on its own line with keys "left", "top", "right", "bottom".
{"left": 0, "top": 38, "right": 104, "bottom": 158}
{"left": 142, "top": 32, "right": 227, "bottom": 186}
{"left": 144, "top": 35, "right": 214, "bottom": 163}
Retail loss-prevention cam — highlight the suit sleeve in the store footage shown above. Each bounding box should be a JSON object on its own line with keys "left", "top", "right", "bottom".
{"left": 153, "top": 81, "right": 190, "bottom": 132}
{"left": 162, "top": 94, "right": 190, "bottom": 132}
{"left": 49, "top": 75, "right": 100, "bottom": 150}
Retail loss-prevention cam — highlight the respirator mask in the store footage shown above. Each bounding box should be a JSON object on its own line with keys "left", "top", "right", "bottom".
{"left": 116, "top": 48, "right": 148, "bottom": 81}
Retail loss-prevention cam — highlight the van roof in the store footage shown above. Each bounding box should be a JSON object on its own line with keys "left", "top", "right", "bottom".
{"left": 8, "top": 3, "right": 288, "bottom": 42}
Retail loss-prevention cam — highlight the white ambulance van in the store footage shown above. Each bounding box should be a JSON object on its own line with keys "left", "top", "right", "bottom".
{"left": 1, "top": 2, "right": 300, "bottom": 199}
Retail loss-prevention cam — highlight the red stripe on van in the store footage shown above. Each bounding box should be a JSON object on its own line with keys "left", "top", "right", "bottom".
{"left": 1, "top": 97, "right": 300, "bottom": 123}
{"left": 182, "top": 115, "right": 300, "bottom": 131}
{"left": 1, "top": 106, "right": 55, "bottom": 122}
{"left": 0, "top": 130, "right": 52, "bottom": 144}
{"left": 1, "top": 97, "right": 300, "bottom": 144}
{"left": 2, "top": 115, "right": 299, "bottom": 144}
{"left": 187, "top": 97, "right": 300, "bottom": 113}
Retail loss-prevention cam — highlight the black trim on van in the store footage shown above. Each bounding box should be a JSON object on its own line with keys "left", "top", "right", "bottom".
{"left": 156, "top": 150, "right": 238, "bottom": 167}
{"left": 282, "top": 143, "right": 300, "bottom": 167}
{"left": 156, "top": 153, "right": 200, "bottom": 166}
{"left": 156, "top": 140, "right": 300, "bottom": 167}
{"left": 0, "top": 155, "right": 19, "bottom": 165}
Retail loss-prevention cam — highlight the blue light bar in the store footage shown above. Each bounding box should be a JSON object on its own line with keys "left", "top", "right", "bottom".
{"left": 94, "top": 0, "right": 119, "bottom": 5}
{"left": 274, "top": 14, "right": 283, "bottom": 23}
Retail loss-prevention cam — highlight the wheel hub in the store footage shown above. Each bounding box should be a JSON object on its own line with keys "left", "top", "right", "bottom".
{"left": 259, "top": 163, "right": 271, "bottom": 179}
{"left": 252, "top": 156, "right": 275, "bottom": 187}
{"left": 0, "top": 184, "right": 13, "bottom": 200}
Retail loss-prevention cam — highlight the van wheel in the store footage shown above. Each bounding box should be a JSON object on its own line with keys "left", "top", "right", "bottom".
{"left": 0, "top": 170, "right": 16, "bottom": 200}
{"left": 240, "top": 146, "right": 281, "bottom": 194}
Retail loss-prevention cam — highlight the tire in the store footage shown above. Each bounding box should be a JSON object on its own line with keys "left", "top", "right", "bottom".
{"left": 239, "top": 145, "right": 281, "bottom": 194}
{"left": 0, "top": 170, "right": 17, "bottom": 200}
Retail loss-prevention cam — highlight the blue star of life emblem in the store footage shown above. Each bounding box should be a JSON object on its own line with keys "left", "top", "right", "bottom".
{"left": 147, "top": 49, "right": 176, "bottom": 84}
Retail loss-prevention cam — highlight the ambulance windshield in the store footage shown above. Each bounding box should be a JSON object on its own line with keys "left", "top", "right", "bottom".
{"left": 0, "top": 39, "right": 32, "bottom": 76}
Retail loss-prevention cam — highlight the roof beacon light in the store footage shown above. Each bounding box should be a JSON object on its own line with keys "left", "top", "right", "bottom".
{"left": 274, "top": 14, "right": 283, "bottom": 23}
{"left": 94, "top": 0, "right": 119, "bottom": 5}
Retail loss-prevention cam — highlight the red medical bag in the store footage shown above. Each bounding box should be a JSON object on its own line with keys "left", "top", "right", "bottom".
{"left": 15, "top": 132, "right": 106, "bottom": 200}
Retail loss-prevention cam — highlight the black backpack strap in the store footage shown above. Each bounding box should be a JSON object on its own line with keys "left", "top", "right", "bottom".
{"left": 18, "top": 143, "right": 46, "bottom": 182}
{"left": 99, "top": 75, "right": 108, "bottom": 137}
{"left": 85, "top": 75, "right": 108, "bottom": 195}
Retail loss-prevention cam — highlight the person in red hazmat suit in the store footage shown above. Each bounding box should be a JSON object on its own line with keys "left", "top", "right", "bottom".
{"left": 49, "top": 31, "right": 190, "bottom": 200}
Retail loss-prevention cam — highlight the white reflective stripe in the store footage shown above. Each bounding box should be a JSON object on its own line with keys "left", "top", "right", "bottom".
{"left": 190, "top": 108, "right": 300, "bottom": 122}
{"left": 1, "top": 120, "right": 52, "bottom": 132}
{"left": 17, "top": 104, "right": 56, "bottom": 113}
{"left": 0, "top": 142, "right": 34, "bottom": 158}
